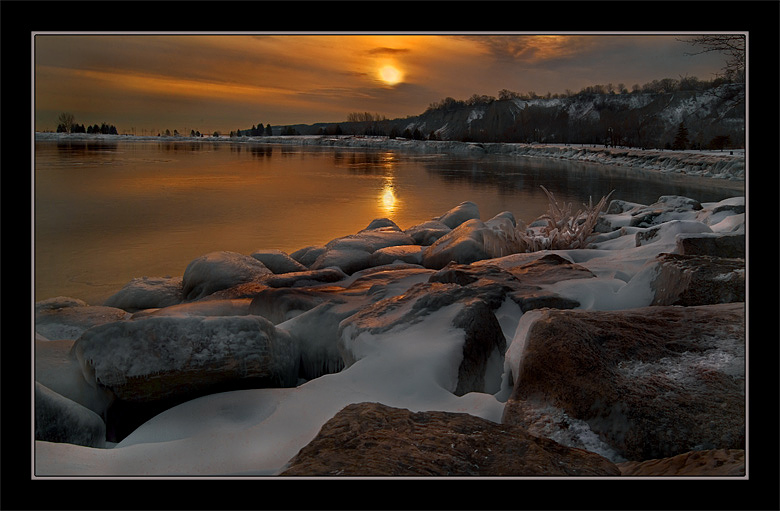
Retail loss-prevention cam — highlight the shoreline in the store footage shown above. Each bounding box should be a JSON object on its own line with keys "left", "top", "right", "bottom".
{"left": 35, "top": 132, "right": 746, "bottom": 182}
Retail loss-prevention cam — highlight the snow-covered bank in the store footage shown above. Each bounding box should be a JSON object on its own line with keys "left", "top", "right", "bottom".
{"left": 34, "top": 192, "right": 746, "bottom": 477}
{"left": 35, "top": 132, "right": 746, "bottom": 181}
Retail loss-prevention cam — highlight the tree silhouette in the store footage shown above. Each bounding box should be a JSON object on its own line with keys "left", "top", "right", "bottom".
{"left": 56, "top": 112, "right": 75, "bottom": 133}
{"left": 672, "top": 122, "right": 690, "bottom": 150}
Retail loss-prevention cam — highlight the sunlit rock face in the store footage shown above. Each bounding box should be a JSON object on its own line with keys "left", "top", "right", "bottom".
{"left": 280, "top": 402, "right": 621, "bottom": 476}
{"left": 182, "top": 251, "right": 273, "bottom": 300}
{"left": 617, "top": 448, "right": 745, "bottom": 476}
{"left": 502, "top": 303, "right": 745, "bottom": 462}
{"left": 308, "top": 221, "right": 417, "bottom": 275}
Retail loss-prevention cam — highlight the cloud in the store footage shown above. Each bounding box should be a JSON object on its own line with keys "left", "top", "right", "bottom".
{"left": 367, "top": 47, "right": 412, "bottom": 56}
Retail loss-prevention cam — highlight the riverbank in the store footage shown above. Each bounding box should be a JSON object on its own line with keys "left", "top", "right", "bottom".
{"left": 36, "top": 132, "right": 747, "bottom": 181}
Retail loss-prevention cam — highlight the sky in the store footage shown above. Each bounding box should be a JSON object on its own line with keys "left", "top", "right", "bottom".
{"left": 34, "top": 33, "right": 731, "bottom": 135}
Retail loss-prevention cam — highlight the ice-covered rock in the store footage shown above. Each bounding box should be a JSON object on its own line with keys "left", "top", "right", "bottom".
{"left": 35, "top": 298, "right": 131, "bottom": 340}
{"left": 249, "top": 287, "right": 345, "bottom": 325}
{"left": 338, "top": 281, "right": 506, "bottom": 396}
{"left": 309, "top": 247, "right": 374, "bottom": 275}
{"left": 35, "top": 382, "right": 106, "bottom": 448}
{"left": 71, "top": 315, "right": 300, "bottom": 403}
{"left": 434, "top": 200, "right": 480, "bottom": 229}
{"left": 280, "top": 402, "right": 620, "bottom": 476}
{"left": 264, "top": 267, "right": 348, "bottom": 288}
{"left": 35, "top": 339, "right": 114, "bottom": 418}
{"left": 502, "top": 303, "right": 745, "bottom": 462}
{"left": 182, "top": 251, "right": 273, "bottom": 300}
{"left": 421, "top": 217, "right": 528, "bottom": 269}
{"left": 369, "top": 244, "right": 424, "bottom": 266}
{"left": 135, "top": 298, "right": 253, "bottom": 318}
{"left": 250, "top": 249, "right": 308, "bottom": 274}
{"left": 675, "top": 232, "right": 745, "bottom": 258}
{"left": 634, "top": 219, "right": 712, "bottom": 247}
{"left": 289, "top": 245, "right": 327, "bottom": 267}
{"left": 649, "top": 253, "right": 745, "bottom": 306}
{"left": 404, "top": 219, "right": 452, "bottom": 245}
{"left": 103, "top": 276, "right": 183, "bottom": 311}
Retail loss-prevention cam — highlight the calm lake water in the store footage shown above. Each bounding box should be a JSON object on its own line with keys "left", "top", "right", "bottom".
{"left": 34, "top": 139, "right": 744, "bottom": 305}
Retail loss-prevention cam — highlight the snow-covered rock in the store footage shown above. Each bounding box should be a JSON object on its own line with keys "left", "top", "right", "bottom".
{"left": 35, "top": 298, "right": 131, "bottom": 340}
{"left": 250, "top": 249, "right": 307, "bottom": 274}
{"left": 182, "top": 251, "right": 273, "bottom": 300}
{"left": 434, "top": 200, "right": 481, "bottom": 229}
{"left": 290, "top": 245, "right": 327, "bottom": 267}
{"left": 103, "top": 276, "right": 183, "bottom": 311}
{"left": 71, "top": 315, "right": 300, "bottom": 403}
{"left": 404, "top": 219, "right": 452, "bottom": 245}
{"left": 502, "top": 303, "right": 745, "bottom": 462}
{"left": 369, "top": 244, "right": 424, "bottom": 266}
{"left": 35, "top": 382, "right": 106, "bottom": 448}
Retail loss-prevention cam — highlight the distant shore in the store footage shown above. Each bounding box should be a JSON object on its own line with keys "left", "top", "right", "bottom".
{"left": 36, "top": 132, "right": 746, "bottom": 182}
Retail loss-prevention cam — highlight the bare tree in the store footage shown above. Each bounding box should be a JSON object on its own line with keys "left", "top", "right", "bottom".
{"left": 57, "top": 112, "right": 75, "bottom": 133}
{"left": 683, "top": 35, "right": 745, "bottom": 83}
{"left": 681, "top": 35, "right": 745, "bottom": 107}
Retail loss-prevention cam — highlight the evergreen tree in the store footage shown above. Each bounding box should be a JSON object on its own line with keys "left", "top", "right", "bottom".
{"left": 265, "top": 124, "right": 273, "bottom": 136}
{"left": 672, "top": 122, "right": 690, "bottom": 150}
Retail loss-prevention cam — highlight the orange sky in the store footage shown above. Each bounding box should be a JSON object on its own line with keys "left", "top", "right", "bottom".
{"left": 34, "top": 33, "right": 730, "bottom": 134}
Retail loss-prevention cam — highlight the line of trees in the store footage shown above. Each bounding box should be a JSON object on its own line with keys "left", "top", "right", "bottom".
{"left": 55, "top": 113, "right": 118, "bottom": 135}
{"left": 426, "top": 74, "right": 744, "bottom": 115}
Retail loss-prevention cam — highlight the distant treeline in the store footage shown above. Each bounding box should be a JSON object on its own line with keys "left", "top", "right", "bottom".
{"left": 425, "top": 75, "right": 743, "bottom": 113}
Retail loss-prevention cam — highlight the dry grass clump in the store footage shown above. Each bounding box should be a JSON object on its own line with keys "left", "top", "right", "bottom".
{"left": 484, "top": 186, "right": 614, "bottom": 256}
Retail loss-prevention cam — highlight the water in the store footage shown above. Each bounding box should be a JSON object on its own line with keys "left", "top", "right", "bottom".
{"left": 34, "top": 139, "right": 744, "bottom": 305}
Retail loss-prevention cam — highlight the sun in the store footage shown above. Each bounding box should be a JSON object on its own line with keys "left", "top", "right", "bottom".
{"left": 378, "top": 65, "right": 403, "bottom": 86}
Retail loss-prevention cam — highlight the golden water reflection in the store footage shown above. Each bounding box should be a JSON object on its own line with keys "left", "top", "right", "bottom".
{"left": 380, "top": 180, "right": 398, "bottom": 216}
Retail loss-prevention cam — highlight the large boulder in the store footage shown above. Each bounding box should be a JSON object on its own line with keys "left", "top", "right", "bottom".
{"left": 502, "top": 303, "right": 745, "bottom": 462}
{"left": 435, "top": 200, "right": 481, "bottom": 229}
{"left": 339, "top": 280, "right": 507, "bottom": 396}
{"left": 71, "top": 315, "right": 300, "bottom": 403}
{"left": 103, "top": 276, "right": 183, "bottom": 312}
{"left": 35, "top": 297, "right": 131, "bottom": 340}
{"left": 309, "top": 223, "right": 417, "bottom": 275}
{"left": 182, "top": 251, "right": 273, "bottom": 300}
{"left": 404, "top": 219, "right": 451, "bottom": 246}
{"left": 279, "top": 402, "right": 621, "bottom": 476}
{"left": 289, "top": 245, "right": 327, "bottom": 268}
{"left": 35, "top": 339, "right": 114, "bottom": 418}
{"left": 675, "top": 232, "right": 746, "bottom": 258}
{"left": 250, "top": 249, "right": 308, "bottom": 274}
{"left": 35, "top": 382, "right": 106, "bottom": 448}
{"left": 369, "top": 245, "right": 424, "bottom": 267}
{"left": 420, "top": 219, "right": 492, "bottom": 269}
{"left": 650, "top": 253, "right": 745, "bottom": 306}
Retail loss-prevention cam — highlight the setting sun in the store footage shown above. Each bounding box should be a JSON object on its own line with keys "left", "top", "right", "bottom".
{"left": 378, "top": 65, "right": 403, "bottom": 85}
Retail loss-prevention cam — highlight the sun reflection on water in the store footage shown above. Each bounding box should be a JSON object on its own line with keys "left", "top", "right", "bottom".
{"left": 380, "top": 181, "right": 398, "bottom": 216}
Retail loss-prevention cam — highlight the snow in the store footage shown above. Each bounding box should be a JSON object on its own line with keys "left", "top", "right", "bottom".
{"left": 35, "top": 132, "right": 745, "bottom": 180}
{"left": 34, "top": 193, "right": 745, "bottom": 477}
